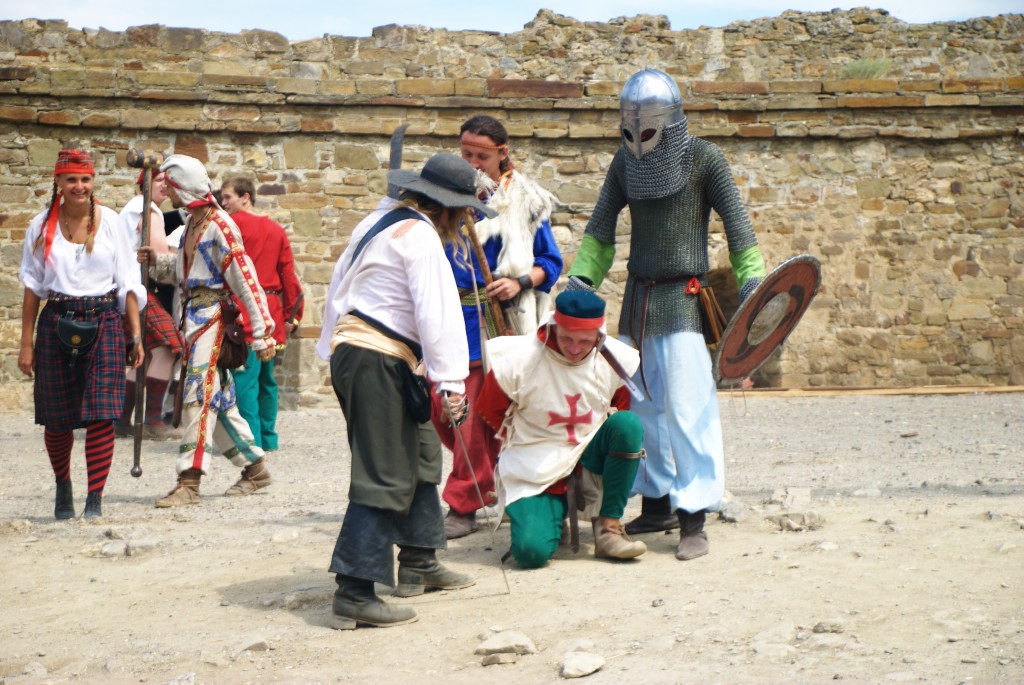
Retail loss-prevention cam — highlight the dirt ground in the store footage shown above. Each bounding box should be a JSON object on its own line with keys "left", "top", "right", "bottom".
{"left": 0, "top": 389, "right": 1021, "bottom": 685}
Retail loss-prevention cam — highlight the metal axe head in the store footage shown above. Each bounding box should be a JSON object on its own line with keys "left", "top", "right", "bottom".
{"left": 126, "top": 148, "right": 165, "bottom": 169}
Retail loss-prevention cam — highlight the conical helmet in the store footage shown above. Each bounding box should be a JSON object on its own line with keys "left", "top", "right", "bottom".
{"left": 620, "top": 69, "right": 684, "bottom": 159}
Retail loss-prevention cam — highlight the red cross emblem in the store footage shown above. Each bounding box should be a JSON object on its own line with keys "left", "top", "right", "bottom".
{"left": 548, "top": 393, "right": 593, "bottom": 445}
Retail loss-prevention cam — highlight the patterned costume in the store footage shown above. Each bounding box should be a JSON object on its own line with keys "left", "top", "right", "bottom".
{"left": 230, "top": 210, "right": 304, "bottom": 451}
{"left": 434, "top": 169, "right": 563, "bottom": 525}
{"left": 569, "top": 69, "right": 766, "bottom": 560}
{"left": 151, "top": 207, "right": 274, "bottom": 475}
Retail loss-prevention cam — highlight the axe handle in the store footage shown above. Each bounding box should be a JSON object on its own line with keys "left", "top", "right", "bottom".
{"left": 465, "top": 226, "right": 514, "bottom": 337}
{"left": 131, "top": 169, "right": 154, "bottom": 477}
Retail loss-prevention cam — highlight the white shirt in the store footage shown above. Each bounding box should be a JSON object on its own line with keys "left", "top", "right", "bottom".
{"left": 20, "top": 205, "right": 147, "bottom": 313}
{"left": 118, "top": 195, "right": 167, "bottom": 251}
{"left": 317, "top": 197, "right": 468, "bottom": 393}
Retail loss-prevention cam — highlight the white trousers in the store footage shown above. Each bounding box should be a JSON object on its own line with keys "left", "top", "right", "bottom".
{"left": 177, "top": 320, "right": 264, "bottom": 475}
{"left": 625, "top": 331, "right": 724, "bottom": 513}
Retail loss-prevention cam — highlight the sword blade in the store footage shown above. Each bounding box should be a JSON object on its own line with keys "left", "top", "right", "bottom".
{"left": 386, "top": 123, "right": 409, "bottom": 199}
{"left": 598, "top": 344, "right": 645, "bottom": 402}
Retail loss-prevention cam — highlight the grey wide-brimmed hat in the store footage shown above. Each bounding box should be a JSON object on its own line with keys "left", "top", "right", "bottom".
{"left": 388, "top": 153, "right": 498, "bottom": 219}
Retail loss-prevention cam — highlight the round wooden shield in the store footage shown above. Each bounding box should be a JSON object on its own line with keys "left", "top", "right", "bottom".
{"left": 714, "top": 254, "right": 821, "bottom": 383}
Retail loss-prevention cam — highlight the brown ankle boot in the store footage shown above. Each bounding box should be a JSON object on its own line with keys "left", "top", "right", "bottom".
{"left": 593, "top": 516, "right": 646, "bottom": 560}
{"left": 676, "top": 509, "right": 709, "bottom": 560}
{"left": 225, "top": 458, "right": 273, "bottom": 496}
{"left": 155, "top": 468, "right": 202, "bottom": 508}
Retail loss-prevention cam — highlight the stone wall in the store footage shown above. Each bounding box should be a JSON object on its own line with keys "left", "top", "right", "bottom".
{"left": 1, "top": 9, "right": 1022, "bottom": 411}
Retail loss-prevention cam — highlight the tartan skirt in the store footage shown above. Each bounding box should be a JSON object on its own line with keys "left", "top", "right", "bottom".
{"left": 141, "top": 296, "right": 182, "bottom": 355}
{"left": 34, "top": 294, "right": 126, "bottom": 432}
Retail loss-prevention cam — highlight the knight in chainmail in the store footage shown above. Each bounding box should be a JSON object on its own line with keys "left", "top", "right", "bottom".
{"left": 568, "top": 68, "right": 766, "bottom": 561}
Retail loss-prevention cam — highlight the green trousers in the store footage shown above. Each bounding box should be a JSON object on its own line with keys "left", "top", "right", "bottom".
{"left": 506, "top": 410, "right": 643, "bottom": 569}
{"left": 233, "top": 347, "right": 279, "bottom": 451}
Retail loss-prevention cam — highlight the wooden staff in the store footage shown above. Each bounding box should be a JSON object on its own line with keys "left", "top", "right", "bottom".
{"left": 464, "top": 226, "right": 515, "bottom": 337}
{"left": 125, "top": 147, "right": 165, "bottom": 478}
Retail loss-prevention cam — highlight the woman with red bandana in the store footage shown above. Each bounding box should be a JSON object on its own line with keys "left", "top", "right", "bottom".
{"left": 18, "top": 148, "right": 146, "bottom": 520}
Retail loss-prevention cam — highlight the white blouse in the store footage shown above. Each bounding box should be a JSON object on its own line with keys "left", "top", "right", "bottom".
{"left": 20, "top": 204, "right": 147, "bottom": 313}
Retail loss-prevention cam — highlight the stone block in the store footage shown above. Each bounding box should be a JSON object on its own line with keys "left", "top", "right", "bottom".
{"left": 942, "top": 78, "right": 1002, "bottom": 93}
{"left": 0, "top": 105, "right": 36, "bottom": 122}
{"left": 824, "top": 79, "right": 899, "bottom": 93}
{"left": 321, "top": 80, "right": 356, "bottom": 96}
{"left": 584, "top": 81, "right": 620, "bottom": 97}
{"left": 121, "top": 109, "right": 160, "bottom": 129}
{"left": 487, "top": 79, "right": 582, "bottom": 98}
{"left": 37, "top": 110, "right": 80, "bottom": 126}
{"left": 923, "top": 94, "right": 980, "bottom": 107}
{"left": 205, "top": 73, "right": 269, "bottom": 89}
{"left": 837, "top": 95, "right": 926, "bottom": 108}
{"left": 278, "top": 194, "right": 328, "bottom": 210}
{"left": 692, "top": 81, "right": 769, "bottom": 95}
{"left": 771, "top": 81, "right": 821, "bottom": 94}
{"left": 0, "top": 66, "right": 34, "bottom": 80}
{"left": 395, "top": 79, "right": 455, "bottom": 96}
{"left": 947, "top": 301, "right": 990, "bottom": 321}
{"left": 899, "top": 80, "right": 941, "bottom": 92}
{"left": 283, "top": 140, "right": 317, "bottom": 169}
{"left": 737, "top": 124, "right": 774, "bottom": 138}
{"left": 241, "top": 29, "right": 290, "bottom": 53}
{"left": 276, "top": 77, "right": 317, "bottom": 95}
{"left": 289, "top": 209, "right": 322, "bottom": 238}
{"left": 173, "top": 135, "right": 209, "bottom": 163}
{"left": 455, "top": 79, "right": 487, "bottom": 97}
{"left": 132, "top": 71, "right": 201, "bottom": 88}
{"left": 334, "top": 144, "right": 379, "bottom": 170}
{"left": 82, "top": 112, "right": 121, "bottom": 127}
{"left": 299, "top": 117, "right": 335, "bottom": 133}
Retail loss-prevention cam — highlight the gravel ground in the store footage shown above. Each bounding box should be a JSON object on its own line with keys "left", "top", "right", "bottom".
{"left": 0, "top": 390, "right": 1021, "bottom": 684}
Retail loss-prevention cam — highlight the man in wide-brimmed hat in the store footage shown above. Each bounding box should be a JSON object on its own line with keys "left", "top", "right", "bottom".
{"left": 316, "top": 153, "right": 493, "bottom": 629}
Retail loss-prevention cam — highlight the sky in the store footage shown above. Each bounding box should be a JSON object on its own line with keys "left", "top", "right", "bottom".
{"left": 1, "top": 1, "right": 1019, "bottom": 40}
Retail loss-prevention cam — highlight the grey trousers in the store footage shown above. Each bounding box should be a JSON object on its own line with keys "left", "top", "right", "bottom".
{"left": 329, "top": 482, "right": 446, "bottom": 587}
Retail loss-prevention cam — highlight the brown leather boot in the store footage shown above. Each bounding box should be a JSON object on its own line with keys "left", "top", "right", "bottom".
{"left": 443, "top": 511, "right": 480, "bottom": 539}
{"left": 593, "top": 516, "right": 646, "bottom": 560}
{"left": 225, "top": 457, "right": 273, "bottom": 496}
{"left": 155, "top": 468, "right": 202, "bottom": 508}
{"left": 676, "top": 509, "right": 709, "bottom": 560}
{"left": 331, "top": 575, "right": 418, "bottom": 630}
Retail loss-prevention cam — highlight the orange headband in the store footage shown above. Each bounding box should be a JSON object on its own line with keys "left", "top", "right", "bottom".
{"left": 460, "top": 139, "right": 507, "bottom": 152}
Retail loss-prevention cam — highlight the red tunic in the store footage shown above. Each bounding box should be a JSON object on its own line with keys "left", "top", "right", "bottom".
{"left": 230, "top": 211, "right": 304, "bottom": 346}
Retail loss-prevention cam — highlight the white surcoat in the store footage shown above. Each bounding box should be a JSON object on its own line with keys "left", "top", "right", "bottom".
{"left": 489, "top": 326, "right": 639, "bottom": 512}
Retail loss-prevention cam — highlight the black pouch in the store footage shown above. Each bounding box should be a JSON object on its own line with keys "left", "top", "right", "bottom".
{"left": 401, "top": 364, "right": 432, "bottom": 424}
{"left": 56, "top": 313, "right": 99, "bottom": 368}
{"left": 218, "top": 301, "right": 249, "bottom": 371}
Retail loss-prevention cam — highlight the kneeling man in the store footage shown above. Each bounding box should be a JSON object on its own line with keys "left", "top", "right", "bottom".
{"left": 477, "top": 291, "right": 646, "bottom": 568}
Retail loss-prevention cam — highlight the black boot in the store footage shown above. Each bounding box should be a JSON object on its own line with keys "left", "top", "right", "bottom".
{"left": 331, "top": 574, "right": 418, "bottom": 630}
{"left": 624, "top": 495, "right": 681, "bottom": 535}
{"left": 676, "top": 509, "right": 709, "bottom": 561}
{"left": 83, "top": 491, "right": 102, "bottom": 519}
{"left": 55, "top": 480, "right": 75, "bottom": 520}
{"left": 395, "top": 546, "right": 476, "bottom": 597}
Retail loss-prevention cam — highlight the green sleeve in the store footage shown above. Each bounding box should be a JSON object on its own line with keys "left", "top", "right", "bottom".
{"left": 568, "top": 234, "right": 615, "bottom": 289}
{"left": 729, "top": 245, "right": 767, "bottom": 290}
